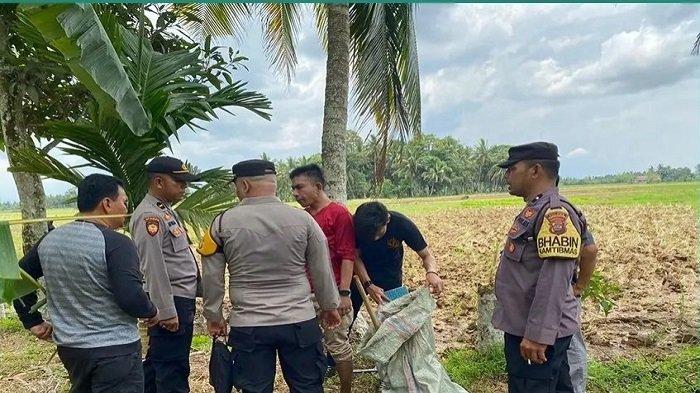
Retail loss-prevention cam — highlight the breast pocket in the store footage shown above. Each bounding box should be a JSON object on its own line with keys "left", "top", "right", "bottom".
{"left": 503, "top": 223, "right": 528, "bottom": 263}
{"left": 170, "top": 228, "right": 190, "bottom": 252}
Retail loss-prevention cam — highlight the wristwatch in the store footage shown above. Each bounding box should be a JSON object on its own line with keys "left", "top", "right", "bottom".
{"left": 339, "top": 289, "right": 351, "bottom": 297}
{"left": 362, "top": 280, "right": 373, "bottom": 290}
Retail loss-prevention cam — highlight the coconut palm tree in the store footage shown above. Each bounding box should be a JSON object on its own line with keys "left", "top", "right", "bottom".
{"left": 174, "top": 3, "right": 421, "bottom": 202}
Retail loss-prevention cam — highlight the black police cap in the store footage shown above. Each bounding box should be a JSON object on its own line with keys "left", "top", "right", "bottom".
{"left": 498, "top": 142, "right": 559, "bottom": 168}
{"left": 231, "top": 159, "right": 276, "bottom": 181}
{"left": 146, "top": 156, "right": 201, "bottom": 182}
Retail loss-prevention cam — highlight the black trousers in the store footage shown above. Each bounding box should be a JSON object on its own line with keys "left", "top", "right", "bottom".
{"left": 504, "top": 333, "right": 574, "bottom": 393}
{"left": 227, "top": 318, "right": 327, "bottom": 393}
{"left": 144, "top": 296, "right": 196, "bottom": 393}
{"left": 60, "top": 351, "right": 144, "bottom": 393}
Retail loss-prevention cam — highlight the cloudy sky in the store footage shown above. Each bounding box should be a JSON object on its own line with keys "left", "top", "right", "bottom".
{"left": 1, "top": 3, "right": 698, "bottom": 202}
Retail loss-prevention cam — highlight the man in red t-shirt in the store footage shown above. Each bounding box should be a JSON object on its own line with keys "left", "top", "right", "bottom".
{"left": 291, "top": 164, "right": 355, "bottom": 393}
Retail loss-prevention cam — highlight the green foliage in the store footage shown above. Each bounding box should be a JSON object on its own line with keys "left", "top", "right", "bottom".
{"left": 0, "top": 222, "right": 42, "bottom": 304}
{"left": 582, "top": 272, "right": 622, "bottom": 316}
{"left": 271, "top": 131, "right": 509, "bottom": 201}
{"left": 22, "top": 4, "right": 150, "bottom": 136}
{"left": 442, "top": 345, "right": 700, "bottom": 393}
{"left": 190, "top": 334, "right": 212, "bottom": 352}
{"left": 0, "top": 316, "right": 23, "bottom": 333}
{"left": 178, "top": 4, "right": 422, "bottom": 181}
{"left": 562, "top": 164, "right": 699, "bottom": 185}
{"left": 443, "top": 344, "right": 506, "bottom": 389}
{"left": 9, "top": 9, "right": 271, "bottom": 233}
{"left": 588, "top": 346, "right": 700, "bottom": 393}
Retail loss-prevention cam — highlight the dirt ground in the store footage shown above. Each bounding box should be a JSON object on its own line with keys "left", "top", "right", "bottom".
{"left": 1, "top": 204, "right": 697, "bottom": 392}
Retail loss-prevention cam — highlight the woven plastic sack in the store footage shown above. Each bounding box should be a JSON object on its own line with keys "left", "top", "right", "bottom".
{"left": 358, "top": 287, "right": 468, "bottom": 393}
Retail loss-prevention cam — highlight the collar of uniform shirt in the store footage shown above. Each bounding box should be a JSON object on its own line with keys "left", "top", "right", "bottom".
{"left": 144, "top": 192, "right": 172, "bottom": 208}
{"left": 237, "top": 195, "right": 282, "bottom": 206}
{"left": 529, "top": 186, "right": 559, "bottom": 204}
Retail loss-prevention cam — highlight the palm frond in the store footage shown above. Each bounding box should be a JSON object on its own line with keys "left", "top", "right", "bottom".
{"left": 313, "top": 4, "right": 328, "bottom": 51}
{"left": 259, "top": 3, "right": 302, "bottom": 82}
{"left": 7, "top": 146, "right": 83, "bottom": 186}
{"left": 175, "top": 167, "right": 235, "bottom": 239}
{"left": 173, "top": 3, "right": 252, "bottom": 42}
{"left": 349, "top": 4, "right": 421, "bottom": 185}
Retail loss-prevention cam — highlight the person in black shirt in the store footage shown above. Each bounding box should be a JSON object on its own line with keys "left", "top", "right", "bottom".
{"left": 352, "top": 201, "right": 445, "bottom": 322}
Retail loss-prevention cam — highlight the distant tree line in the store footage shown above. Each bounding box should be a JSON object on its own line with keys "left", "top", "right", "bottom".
{"left": 561, "top": 164, "right": 700, "bottom": 185}
{"left": 273, "top": 131, "right": 510, "bottom": 201}
{"left": 1, "top": 188, "right": 76, "bottom": 211}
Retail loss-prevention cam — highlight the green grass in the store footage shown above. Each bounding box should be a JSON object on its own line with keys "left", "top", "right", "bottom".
{"left": 0, "top": 208, "right": 78, "bottom": 256}
{"left": 190, "top": 334, "right": 212, "bottom": 352}
{"left": 0, "top": 315, "right": 23, "bottom": 333}
{"left": 348, "top": 182, "right": 700, "bottom": 215}
{"left": 442, "top": 344, "right": 700, "bottom": 393}
{"left": 0, "top": 316, "right": 58, "bottom": 376}
{"left": 443, "top": 344, "right": 506, "bottom": 390}
{"left": 588, "top": 346, "right": 700, "bottom": 393}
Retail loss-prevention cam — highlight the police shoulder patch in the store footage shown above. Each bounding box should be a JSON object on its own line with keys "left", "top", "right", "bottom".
{"left": 536, "top": 207, "right": 581, "bottom": 259}
{"left": 197, "top": 228, "right": 219, "bottom": 256}
{"left": 145, "top": 217, "right": 160, "bottom": 236}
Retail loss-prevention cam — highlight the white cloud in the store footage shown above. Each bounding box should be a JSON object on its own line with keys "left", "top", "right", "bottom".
{"left": 422, "top": 62, "right": 499, "bottom": 110}
{"left": 543, "top": 34, "right": 594, "bottom": 52}
{"left": 525, "top": 23, "right": 697, "bottom": 98}
{"left": 566, "top": 147, "right": 589, "bottom": 158}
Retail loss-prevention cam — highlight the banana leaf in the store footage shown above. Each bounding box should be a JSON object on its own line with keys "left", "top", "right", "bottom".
{"left": 21, "top": 3, "right": 150, "bottom": 136}
{"left": 0, "top": 222, "right": 42, "bottom": 304}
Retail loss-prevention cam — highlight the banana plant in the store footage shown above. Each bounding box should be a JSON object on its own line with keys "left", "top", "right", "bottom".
{"left": 9, "top": 6, "right": 271, "bottom": 238}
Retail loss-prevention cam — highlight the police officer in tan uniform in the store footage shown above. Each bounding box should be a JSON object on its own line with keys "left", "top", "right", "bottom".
{"left": 198, "top": 159, "right": 341, "bottom": 393}
{"left": 492, "top": 142, "right": 593, "bottom": 393}
{"left": 131, "top": 156, "right": 201, "bottom": 393}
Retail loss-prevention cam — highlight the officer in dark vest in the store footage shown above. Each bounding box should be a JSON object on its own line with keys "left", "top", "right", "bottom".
{"left": 492, "top": 142, "right": 593, "bottom": 393}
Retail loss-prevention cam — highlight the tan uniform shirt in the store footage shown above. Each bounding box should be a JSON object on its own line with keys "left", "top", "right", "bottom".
{"left": 202, "top": 196, "right": 339, "bottom": 327}
{"left": 131, "top": 193, "right": 198, "bottom": 320}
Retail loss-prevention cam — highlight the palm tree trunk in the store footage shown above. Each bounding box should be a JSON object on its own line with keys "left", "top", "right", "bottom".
{"left": 321, "top": 4, "right": 349, "bottom": 203}
{"left": 0, "top": 75, "right": 48, "bottom": 254}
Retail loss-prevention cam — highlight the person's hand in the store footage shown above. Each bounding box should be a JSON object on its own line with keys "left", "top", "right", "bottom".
{"left": 321, "top": 309, "right": 341, "bottom": 330}
{"left": 29, "top": 321, "right": 53, "bottom": 341}
{"left": 159, "top": 316, "right": 179, "bottom": 332}
{"left": 572, "top": 283, "right": 585, "bottom": 298}
{"left": 207, "top": 319, "right": 228, "bottom": 338}
{"left": 339, "top": 296, "right": 352, "bottom": 316}
{"left": 425, "top": 272, "right": 444, "bottom": 296}
{"left": 141, "top": 313, "right": 159, "bottom": 328}
{"left": 367, "top": 284, "right": 388, "bottom": 304}
{"left": 520, "top": 338, "right": 548, "bottom": 364}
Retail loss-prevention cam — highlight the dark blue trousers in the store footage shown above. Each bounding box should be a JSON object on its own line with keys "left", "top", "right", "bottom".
{"left": 144, "top": 296, "right": 196, "bottom": 393}
{"left": 504, "top": 333, "right": 574, "bottom": 393}
{"left": 227, "top": 318, "right": 327, "bottom": 393}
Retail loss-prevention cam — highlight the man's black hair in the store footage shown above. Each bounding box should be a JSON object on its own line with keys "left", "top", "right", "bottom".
{"left": 77, "top": 174, "right": 124, "bottom": 212}
{"left": 289, "top": 164, "right": 326, "bottom": 187}
{"left": 353, "top": 201, "right": 389, "bottom": 242}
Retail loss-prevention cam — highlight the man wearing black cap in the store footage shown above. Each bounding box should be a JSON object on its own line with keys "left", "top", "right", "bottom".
{"left": 491, "top": 142, "right": 595, "bottom": 393}
{"left": 130, "top": 156, "right": 202, "bottom": 393}
{"left": 198, "top": 159, "right": 341, "bottom": 393}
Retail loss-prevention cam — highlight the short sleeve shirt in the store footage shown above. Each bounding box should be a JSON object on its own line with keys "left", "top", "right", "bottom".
{"left": 310, "top": 202, "right": 356, "bottom": 285}
{"left": 356, "top": 211, "right": 427, "bottom": 290}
